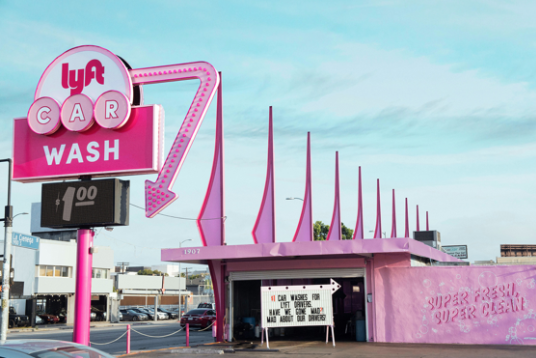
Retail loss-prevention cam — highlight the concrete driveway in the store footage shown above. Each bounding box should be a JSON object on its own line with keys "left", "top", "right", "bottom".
{"left": 121, "top": 340, "right": 536, "bottom": 358}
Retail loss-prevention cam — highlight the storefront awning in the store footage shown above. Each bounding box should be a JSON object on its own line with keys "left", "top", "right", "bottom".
{"left": 161, "top": 238, "right": 461, "bottom": 265}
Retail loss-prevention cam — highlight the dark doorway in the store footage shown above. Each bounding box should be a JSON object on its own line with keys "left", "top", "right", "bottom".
{"left": 232, "top": 277, "right": 366, "bottom": 342}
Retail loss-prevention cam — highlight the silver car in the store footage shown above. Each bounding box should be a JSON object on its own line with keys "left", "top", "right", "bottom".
{"left": 0, "top": 340, "right": 115, "bottom": 357}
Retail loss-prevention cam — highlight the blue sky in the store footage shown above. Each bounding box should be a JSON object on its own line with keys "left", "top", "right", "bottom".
{"left": 1, "top": 0, "right": 536, "bottom": 266}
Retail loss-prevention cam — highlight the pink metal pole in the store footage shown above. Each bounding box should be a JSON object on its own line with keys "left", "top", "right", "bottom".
{"left": 126, "top": 324, "right": 131, "bottom": 354}
{"left": 416, "top": 205, "right": 420, "bottom": 231}
{"left": 186, "top": 323, "right": 190, "bottom": 347}
{"left": 353, "top": 166, "right": 364, "bottom": 239}
{"left": 390, "top": 189, "right": 397, "bottom": 238}
{"left": 404, "top": 198, "right": 409, "bottom": 238}
{"left": 373, "top": 179, "right": 382, "bottom": 239}
{"left": 326, "top": 151, "right": 341, "bottom": 241}
{"left": 72, "top": 228, "right": 94, "bottom": 345}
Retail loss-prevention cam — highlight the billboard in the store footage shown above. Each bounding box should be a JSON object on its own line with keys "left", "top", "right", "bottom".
{"left": 442, "top": 245, "right": 468, "bottom": 259}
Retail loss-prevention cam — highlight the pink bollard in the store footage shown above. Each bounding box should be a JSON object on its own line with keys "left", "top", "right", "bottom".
{"left": 126, "top": 324, "right": 131, "bottom": 354}
{"left": 72, "top": 229, "right": 94, "bottom": 345}
{"left": 186, "top": 323, "right": 190, "bottom": 347}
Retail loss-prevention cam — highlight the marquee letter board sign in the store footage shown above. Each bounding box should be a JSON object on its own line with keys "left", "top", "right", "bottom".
{"left": 261, "top": 279, "right": 341, "bottom": 328}
{"left": 41, "top": 178, "right": 129, "bottom": 228}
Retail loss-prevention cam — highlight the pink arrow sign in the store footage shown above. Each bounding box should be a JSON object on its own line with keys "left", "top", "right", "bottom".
{"left": 129, "top": 62, "right": 220, "bottom": 218}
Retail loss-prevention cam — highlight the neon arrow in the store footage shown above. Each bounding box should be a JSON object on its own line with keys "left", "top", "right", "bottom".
{"left": 261, "top": 279, "right": 341, "bottom": 294}
{"left": 129, "top": 62, "right": 220, "bottom": 218}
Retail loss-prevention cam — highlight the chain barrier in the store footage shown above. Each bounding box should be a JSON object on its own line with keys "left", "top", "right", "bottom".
{"left": 195, "top": 321, "right": 215, "bottom": 332}
{"left": 90, "top": 331, "right": 128, "bottom": 346}
{"left": 88, "top": 323, "right": 212, "bottom": 346}
{"left": 130, "top": 326, "right": 184, "bottom": 338}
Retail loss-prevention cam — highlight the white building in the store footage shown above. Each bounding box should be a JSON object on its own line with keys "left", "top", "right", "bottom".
{"left": 150, "top": 264, "right": 180, "bottom": 276}
{"left": 3, "top": 203, "right": 115, "bottom": 325}
{"left": 5, "top": 237, "right": 115, "bottom": 324}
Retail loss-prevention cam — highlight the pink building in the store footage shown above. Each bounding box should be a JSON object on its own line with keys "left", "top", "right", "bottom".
{"left": 163, "top": 239, "right": 535, "bottom": 345}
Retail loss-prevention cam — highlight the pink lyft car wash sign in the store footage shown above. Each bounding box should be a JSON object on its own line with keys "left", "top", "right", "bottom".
{"left": 14, "top": 45, "right": 220, "bottom": 220}
{"left": 13, "top": 45, "right": 164, "bottom": 182}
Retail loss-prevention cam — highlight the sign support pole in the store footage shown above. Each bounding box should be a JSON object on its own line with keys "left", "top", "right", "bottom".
{"left": 0, "top": 158, "right": 13, "bottom": 342}
{"left": 331, "top": 325, "right": 336, "bottom": 347}
{"left": 72, "top": 228, "right": 94, "bottom": 345}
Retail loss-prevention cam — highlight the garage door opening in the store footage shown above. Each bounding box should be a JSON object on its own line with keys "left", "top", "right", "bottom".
{"left": 231, "top": 277, "right": 366, "bottom": 342}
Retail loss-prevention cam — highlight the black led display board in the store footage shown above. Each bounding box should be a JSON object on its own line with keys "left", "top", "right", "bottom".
{"left": 41, "top": 179, "right": 129, "bottom": 228}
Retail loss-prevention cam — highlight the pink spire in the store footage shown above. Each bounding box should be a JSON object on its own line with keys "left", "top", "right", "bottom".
{"left": 390, "top": 189, "right": 397, "bottom": 238}
{"left": 416, "top": 205, "right": 420, "bottom": 231}
{"left": 327, "top": 152, "right": 342, "bottom": 241}
{"left": 292, "top": 132, "right": 313, "bottom": 242}
{"left": 197, "top": 72, "right": 225, "bottom": 246}
{"left": 404, "top": 198, "right": 410, "bottom": 238}
{"left": 252, "top": 106, "right": 276, "bottom": 244}
{"left": 352, "top": 166, "right": 364, "bottom": 239}
{"left": 426, "top": 211, "right": 429, "bottom": 231}
{"left": 373, "top": 179, "right": 382, "bottom": 239}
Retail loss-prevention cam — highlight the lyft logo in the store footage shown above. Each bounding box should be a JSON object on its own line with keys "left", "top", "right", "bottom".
{"left": 61, "top": 59, "right": 105, "bottom": 95}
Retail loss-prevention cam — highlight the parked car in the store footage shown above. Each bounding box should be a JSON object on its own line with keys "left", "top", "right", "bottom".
{"left": 170, "top": 306, "right": 185, "bottom": 316}
{"left": 38, "top": 313, "right": 59, "bottom": 324}
{"left": 120, "top": 309, "right": 148, "bottom": 321}
{"left": 146, "top": 308, "right": 167, "bottom": 320}
{"left": 91, "top": 307, "right": 107, "bottom": 321}
{"left": 158, "top": 308, "right": 178, "bottom": 319}
{"left": 9, "top": 307, "right": 29, "bottom": 328}
{"left": 197, "top": 302, "right": 215, "bottom": 309}
{"left": 132, "top": 308, "right": 154, "bottom": 320}
{"left": 0, "top": 339, "right": 115, "bottom": 357}
{"left": 180, "top": 309, "right": 216, "bottom": 328}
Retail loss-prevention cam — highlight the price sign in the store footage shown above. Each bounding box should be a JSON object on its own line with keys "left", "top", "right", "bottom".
{"left": 41, "top": 178, "right": 129, "bottom": 228}
{"left": 261, "top": 279, "right": 340, "bottom": 328}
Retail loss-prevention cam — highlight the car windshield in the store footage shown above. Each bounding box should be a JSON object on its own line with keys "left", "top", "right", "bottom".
{"left": 186, "top": 309, "right": 206, "bottom": 315}
{"left": 0, "top": 340, "right": 116, "bottom": 358}
{"left": 9, "top": 307, "right": 16, "bottom": 315}
{"left": 30, "top": 345, "right": 115, "bottom": 357}
{"left": 198, "top": 304, "right": 212, "bottom": 308}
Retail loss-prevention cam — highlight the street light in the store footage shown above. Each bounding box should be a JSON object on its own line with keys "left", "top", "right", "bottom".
{"left": 13, "top": 213, "right": 28, "bottom": 220}
{"left": 286, "top": 197, "right": 304, "bottom": 201}
{"left": 0, "top": 158, "right": 19, "bottom": 342}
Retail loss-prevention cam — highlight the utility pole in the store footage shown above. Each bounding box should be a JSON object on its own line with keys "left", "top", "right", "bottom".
{"left": 0, "top": 159, "right": 13, "bottom": 342}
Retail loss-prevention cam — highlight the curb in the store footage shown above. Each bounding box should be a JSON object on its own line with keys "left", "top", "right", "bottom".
{"left": 170, "top": 348, "right": 226, "bottom": 355}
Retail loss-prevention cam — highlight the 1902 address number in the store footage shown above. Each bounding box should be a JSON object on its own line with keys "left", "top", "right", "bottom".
{"left": 184, "top": 249, "right": 200, "bottom": 254}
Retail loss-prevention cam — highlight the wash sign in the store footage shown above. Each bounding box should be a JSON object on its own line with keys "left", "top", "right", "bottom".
{"left": 12, "top": 232, "right": 40, "bottom": 250}
{"left": 261, "top": 279, "right": 340, "bottom": 328}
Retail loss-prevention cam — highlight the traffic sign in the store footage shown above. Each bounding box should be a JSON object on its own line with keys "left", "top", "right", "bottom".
{"left": 12, "top": 232, "right": 40, "bottom": 250}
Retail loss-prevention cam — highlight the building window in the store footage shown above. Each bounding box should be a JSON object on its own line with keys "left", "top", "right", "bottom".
{"left": 92, "top": 268, "right": 109, "bottom": 279}
{"left": 38, "top": 265, "right": 71, "bottom": 278}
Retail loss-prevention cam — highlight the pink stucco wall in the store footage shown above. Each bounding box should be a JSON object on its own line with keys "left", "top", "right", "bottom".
{"left": 374, "top": 265, "right": 536, "bottom": 345}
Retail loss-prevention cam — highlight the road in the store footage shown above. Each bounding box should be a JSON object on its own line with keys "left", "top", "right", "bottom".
{"left": 7, "top": 322, "right": 214, "bottom": 356}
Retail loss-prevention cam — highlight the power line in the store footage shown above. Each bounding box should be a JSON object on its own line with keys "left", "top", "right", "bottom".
{"left": 129, "top": 203, "right": 226, "bottom": 221}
